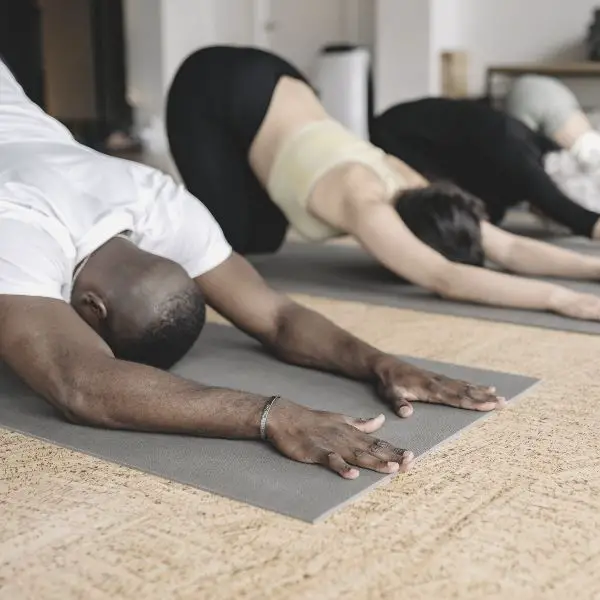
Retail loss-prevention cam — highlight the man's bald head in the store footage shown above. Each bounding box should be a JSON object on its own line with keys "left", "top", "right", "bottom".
{"left": 71, "top": 236, "right": 205, "bottom": 369}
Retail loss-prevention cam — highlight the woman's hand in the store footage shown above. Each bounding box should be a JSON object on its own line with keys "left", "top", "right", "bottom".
{"left": 549, "top": 287, "right": 600, "bottom": 320}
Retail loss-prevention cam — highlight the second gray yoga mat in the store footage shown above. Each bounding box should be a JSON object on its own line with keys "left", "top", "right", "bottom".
{"left": 249, "top": 242, "right": 600, "bottom": 335}
{"left": 0, "top": 324, "right": 537, "bottom": 523}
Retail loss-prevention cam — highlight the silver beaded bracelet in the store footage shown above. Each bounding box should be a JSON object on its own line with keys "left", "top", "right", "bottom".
{"left": 259, "top": 395, "right": 280, "bottom": 441}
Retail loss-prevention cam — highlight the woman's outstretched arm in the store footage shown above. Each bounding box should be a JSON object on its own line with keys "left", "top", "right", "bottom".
{"left": 342, "top": 199, "right": 600, "bottom": 321}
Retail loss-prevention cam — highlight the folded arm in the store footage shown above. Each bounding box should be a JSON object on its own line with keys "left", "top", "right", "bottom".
{"left": 344, "top": 200, "right": 599, "bottom": 317}
{"left": 482, "top": 221, "right": 600, "bottom": 280}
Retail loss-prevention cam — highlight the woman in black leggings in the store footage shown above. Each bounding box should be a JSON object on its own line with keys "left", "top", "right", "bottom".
{"left": 166, "top": 45, "right": 600, "bottom": 322}
{"left": 370, "top": 97, "right": 600, "bottom": 238}
{"left": 167, "top": 46, "right": 307, "bottom": 254}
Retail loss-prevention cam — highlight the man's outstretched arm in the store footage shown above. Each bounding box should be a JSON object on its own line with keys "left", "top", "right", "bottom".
{"left": 0, "top": 295, "right": 413, "bottom": 478}
{"left": 195, "top": 253, "right": 505, "bottom": 416}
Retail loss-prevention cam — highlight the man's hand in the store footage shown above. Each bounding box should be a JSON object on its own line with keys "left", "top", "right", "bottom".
{"left": 373, "top": 355, "right": 506, "bottom": 417}
{"left": 266, "top": 399, "right": 414, "bottom": 479}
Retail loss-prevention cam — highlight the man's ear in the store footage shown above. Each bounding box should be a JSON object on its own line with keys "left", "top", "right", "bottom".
{"left": 75, "top": 291, "right": 108, "bottom": 331}
{"left": 82, "top": 291, "right": 108, "bottom": 319}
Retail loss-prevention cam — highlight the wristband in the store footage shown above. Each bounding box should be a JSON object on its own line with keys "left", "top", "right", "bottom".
{"left": 259, "top": 395, "right": 280, "bottom": 441}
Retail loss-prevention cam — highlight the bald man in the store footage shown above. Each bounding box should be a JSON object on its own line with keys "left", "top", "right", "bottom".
{"left": 0, "top": 59, "right": 502, "bottom": 479}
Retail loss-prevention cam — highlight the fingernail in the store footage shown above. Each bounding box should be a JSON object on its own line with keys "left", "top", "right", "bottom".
{"left": 403, "top": 451, "right": 415, "bottom": 462}
{"left": 489, "top": 387, "right": 496, "bottom": 393}
{"left": 387, "top": 462, "right": 400, "bottom": 472}
{"left": 399, "top": 406, "right": 412, "bottom": 418}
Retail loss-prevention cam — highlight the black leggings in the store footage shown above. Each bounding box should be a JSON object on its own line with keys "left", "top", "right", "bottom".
{"left": 167, "top": 46, "right": 310, "bottom": 254}
{"left": 371, "top": 98, "right": 600, "bottom": 236}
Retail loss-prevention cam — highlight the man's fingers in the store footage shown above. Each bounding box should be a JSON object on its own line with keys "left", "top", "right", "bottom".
{"left": 364, "top": 440, "right": 415, "bottom": 472}
{"left": 379, "top": 382, "right": 416, "bottom": 417}
{"left": 390, "top": 385, "right": 419, "bottom": 402}
{"left": 461, "top": 396, "right": 507, "bottom": 411}
{"left": 375, "top": 380, "right": 415, "bottom": 416}
{"left": 396, "top": 450, "right": 415, "bottom": 472}
{"left": 347, "top": 449, "right": 401, "bottom": 474}
{"left": 324, "top": 448, "right": 415, "bottom": 478}
{"left": 325, "top": 452, "right": 360, "bottom": 479}
{"left": 463, "top": 383, "right": 502, "bottom": 404}
{"left": 392, "top": 396, "right": 415, "bottom": 418}
{"left": 347, "top": 413, "right": 386, "bottom": 433}
{"left": 458, "top": 382, "right": 506, "bottom": 410}
{"left": 428, "top": 378, "right": 506, "bottom": 410}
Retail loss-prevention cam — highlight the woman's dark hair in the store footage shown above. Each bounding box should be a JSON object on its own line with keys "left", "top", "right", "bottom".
{"left": 395, "top": 182, "right": 488, "bottom": 266}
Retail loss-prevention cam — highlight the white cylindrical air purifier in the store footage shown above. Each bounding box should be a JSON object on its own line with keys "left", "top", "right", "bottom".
{"left": 312, "top": 45, "right": 372, "bottom": 141}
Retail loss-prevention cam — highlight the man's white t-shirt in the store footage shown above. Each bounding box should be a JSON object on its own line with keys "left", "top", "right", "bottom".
{"left": 0, "top": 60, "right": 232, "bottom": 302}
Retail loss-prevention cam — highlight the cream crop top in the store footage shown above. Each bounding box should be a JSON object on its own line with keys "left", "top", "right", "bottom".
{"left": 266, "top": 119, "right": 408, "bottom": 241}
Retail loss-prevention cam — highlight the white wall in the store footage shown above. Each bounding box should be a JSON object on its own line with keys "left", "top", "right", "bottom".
{"left": 429, "top": 0, "right": 464, "bottom": 95}
{"left": 353, "top": 0, "right": 376, "bottom": 50}
{"left": 374, "top": 0, "right": 464, "bottom": 110}
{"left": 125, "top": 0, "right": 222, "bottom": 132}
{"left": 123, "top": 0, "right": 164, "bottom": 130}
{"left": 267, "top": 0, "right": 347, "bottom": 76}
{"left": 374, "top": 0, "right": 432, "bottom": 112}
{"left": 162, "top": 0, "right": 219, "bottom": 92}
{"left": 374, "top": 0, "right": 600, "bottom": 111}
{"left": 124, "top": 0, "right": 223, "bottom": 172}
{"left": 213, "top": 0, "right": 256, "bottom": 47}
{"left": 458, "top": 0, "right": 598, "bottom": 94}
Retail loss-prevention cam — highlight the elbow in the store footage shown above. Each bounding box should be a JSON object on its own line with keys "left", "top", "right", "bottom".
{"left": 267, "top": 300, "right": 300, "bottom": 350}
{"left": 55, "top": 387, "right": 120, "bottom": 429}
{"left": 46, "top": 356, "right": 123, "bottom": 429}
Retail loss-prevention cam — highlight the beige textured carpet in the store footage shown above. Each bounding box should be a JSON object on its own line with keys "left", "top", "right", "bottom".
{"left": 2, "top": 295, "right": 600, "bottom": 600}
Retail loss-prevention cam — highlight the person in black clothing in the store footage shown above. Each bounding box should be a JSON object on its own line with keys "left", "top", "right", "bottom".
{"left": 167, "top": 46, "right": 600, "bottom": 322}
{"left": 370, "top": 97, "right": 600, "bottom": 239}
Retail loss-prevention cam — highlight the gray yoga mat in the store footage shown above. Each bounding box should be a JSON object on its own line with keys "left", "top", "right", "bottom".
{"left": 249, "top": 242, "right": 600, "bottom": 335}
{"left": 0, "top": 323, "right": 537, "bottom": 523}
